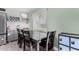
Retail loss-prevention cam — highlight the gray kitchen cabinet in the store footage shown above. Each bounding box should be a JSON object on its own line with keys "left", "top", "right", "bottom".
{"left": 0, "top": 35, "right": 6, "bottom": 45}
{"left": 7, "top": 30, "right": 18, "bottom": 42}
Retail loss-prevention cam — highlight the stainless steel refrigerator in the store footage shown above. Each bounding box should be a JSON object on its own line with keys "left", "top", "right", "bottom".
{"left": 0, "top": 11, "right": 7, "bottom": 45}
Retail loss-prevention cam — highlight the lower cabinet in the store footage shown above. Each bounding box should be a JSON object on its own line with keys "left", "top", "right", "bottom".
{"left": 0, "top": 35, "right": 6, "bottom": 45}
{"left": 59, "top": 45, "right": 69, "bottom": 51}
{"left": 71, "top": 48, "right": 79, "bottom": 51}
{"left": 7, "top": 30, "right": 18, "bottom": 42}
{"left": 58, "top": 33, "right": 79, "bottom": 51}
{"left": 71, "top": 38, "right": 79, "bottom": 49}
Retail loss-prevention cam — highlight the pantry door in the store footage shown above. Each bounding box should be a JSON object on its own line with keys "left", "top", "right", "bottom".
{"left": 32, "top": 12, "right": 39, "bottom": 30}
{"left": 32, "top": 9, "right": 48, "bottom": 31}
{"left": 32, "top": 9, "right": 48, "bottom": 40}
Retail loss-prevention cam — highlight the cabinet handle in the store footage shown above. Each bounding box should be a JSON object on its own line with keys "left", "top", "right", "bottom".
{"left": 71, "top": 41, "right": 75, "bottom": 44}
{"left": 59, "top": 38, "right": 62, "bottom": 41}
{"left": 60, "top": 47, "right": 62, "bottom": 50}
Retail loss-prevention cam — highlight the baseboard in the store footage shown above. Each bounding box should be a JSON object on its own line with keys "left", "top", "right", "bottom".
{"left": 54, "top": 47, "right": 58, "bottom": 51}
{"left": 8, "top": 39, "right": 17, "bottom": 43}
{"left": 0, "top": 40, "right": 17, "bottom": 47}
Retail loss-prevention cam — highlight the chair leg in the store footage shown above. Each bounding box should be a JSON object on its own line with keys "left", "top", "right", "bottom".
{"left": 19, "top": 39, "right": 22, "bottom": 48}
{"left": 17, "top": 38, "right": 20, "bottom": 44}
{"left": 30, "top": 43, "right": 32, "bottom": 51}
{"left": 23, "top": 39, "right": 26, "bottom": 51}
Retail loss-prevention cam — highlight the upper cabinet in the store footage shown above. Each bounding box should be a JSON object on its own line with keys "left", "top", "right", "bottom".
{"left": 7, "top": 16, "right": 20, "bottom": 22}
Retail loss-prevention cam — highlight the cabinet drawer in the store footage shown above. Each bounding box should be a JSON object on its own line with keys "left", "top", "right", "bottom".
{"left": 59, "top": 36, "right": 69, "bottom": 46}
{"left": 59, "top": 45, "right": 69, "bottom": 51}
{"left": 0, "top": 35, "right": 6, "bottom": 45}
{"left": 71, "top": 48, "right": 79, "bottom": 51}
{"left": 71, "top": 38, "right": 79, "bottom": 49}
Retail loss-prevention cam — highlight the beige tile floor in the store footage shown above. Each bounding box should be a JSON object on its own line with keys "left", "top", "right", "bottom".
{"left": 0, "top": 41, "right": 23, "bottom": 51}
{"left": 0, "top": 41, "right": 55, "bottom": 51}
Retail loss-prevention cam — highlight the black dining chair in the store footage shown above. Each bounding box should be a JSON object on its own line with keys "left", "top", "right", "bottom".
{"left": 39, "top": 31, "right": 56, "bottom": 51}
{"left": 17, "top": 29, "right": 24, "bottom": 48}
{"left": 30, "top": 38, "right": 37, "bottom": 51}
{"left": 22, "top": 30, "right": 33, "bottom": 51}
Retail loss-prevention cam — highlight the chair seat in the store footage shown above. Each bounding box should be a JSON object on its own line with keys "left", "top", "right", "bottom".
{"left": 39, "top": 41, "right": 53, "bottom": 50}
{"left": 39, "top": 31, "right": 56, "bottom": 51}
{"left": 30, "top": 38, "right": 37, "bottom": 47}
{"left": 39, "top": 38, "right": 47, "bottom": 48}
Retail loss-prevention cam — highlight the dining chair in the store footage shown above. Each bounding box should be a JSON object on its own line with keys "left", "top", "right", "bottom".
{"left": 39, "top": 31, "right": 56, "bottom": 51}
{"left": 30, "top": 30, "right": 40, "bottom": 51}
{"left": 30, "top": 37, "right": 37, "bottom": 51}
{"left": 17, "top": 28, "right": 20, "bottom": 44}
{"left": 17, "top": 28, "right": 24, "bottom": 48}
{"left": 22, "top": 30, "right": 33, "bottom": 51}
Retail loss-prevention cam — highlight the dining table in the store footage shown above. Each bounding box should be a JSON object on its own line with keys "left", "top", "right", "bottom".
{"left": 17, "top": 28, "right": 47, "bottom": 51}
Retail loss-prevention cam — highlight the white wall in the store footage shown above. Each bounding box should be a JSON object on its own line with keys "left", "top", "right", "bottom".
{"left": 48, "top": 8, "right": 79, "bottom": 47}
{"left": 28, "top": 8, "right": 79, "bottom": 47}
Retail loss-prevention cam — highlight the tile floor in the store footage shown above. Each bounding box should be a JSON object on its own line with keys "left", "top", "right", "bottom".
{"left": 0, "top": 41, "right": 23, "bottom": 51}
{"left": 0, "top": 41, "right": 55, "bottom": 51}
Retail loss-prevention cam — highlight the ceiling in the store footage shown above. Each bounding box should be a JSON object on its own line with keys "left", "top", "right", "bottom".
{"left": 5, "top": 8, "right": 35, "bottom": 16}
{"left": 6, "top": 8, "right": 35, "bottom": 13}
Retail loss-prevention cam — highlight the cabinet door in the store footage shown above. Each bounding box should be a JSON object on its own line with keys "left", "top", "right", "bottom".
{"left": 59, "top": 45, "right": 69, "bottom": 51}
{"left": 13, "top": 33, "right": 18, "bottom": 40}
{"left": 59, "top": 36, "right": 69, "bottom": 46}
{"left": 71, "top": 48, "right": 79, "bottom": 51}
{"left": 71, "top": 38, "right": 79, "bottom": 49}
{"left": 0, "top": 35, "right": 6, "bottom": 45}
{"left": 8, "top": 30, "right": 18, "bottom": 42}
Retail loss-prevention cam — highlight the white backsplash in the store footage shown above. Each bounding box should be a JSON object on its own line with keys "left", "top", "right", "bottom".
{"left": 7, "top": 21, "right": 29, "bottom": 31}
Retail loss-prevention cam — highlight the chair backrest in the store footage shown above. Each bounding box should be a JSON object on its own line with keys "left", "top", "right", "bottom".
{"left": 17, "top": 28, "right": 23, "bottom": 34}
{"left": 22, "top": 30, "right": 30, "bottom": 40}
{"left": 49, "top": 31, "right": 56, "bottom": 44}
{"left": 17, "top": 28, "right": 20, "bottom": 34}
{"left": 46, "top": 31, "right": 56, "bottom": 51}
